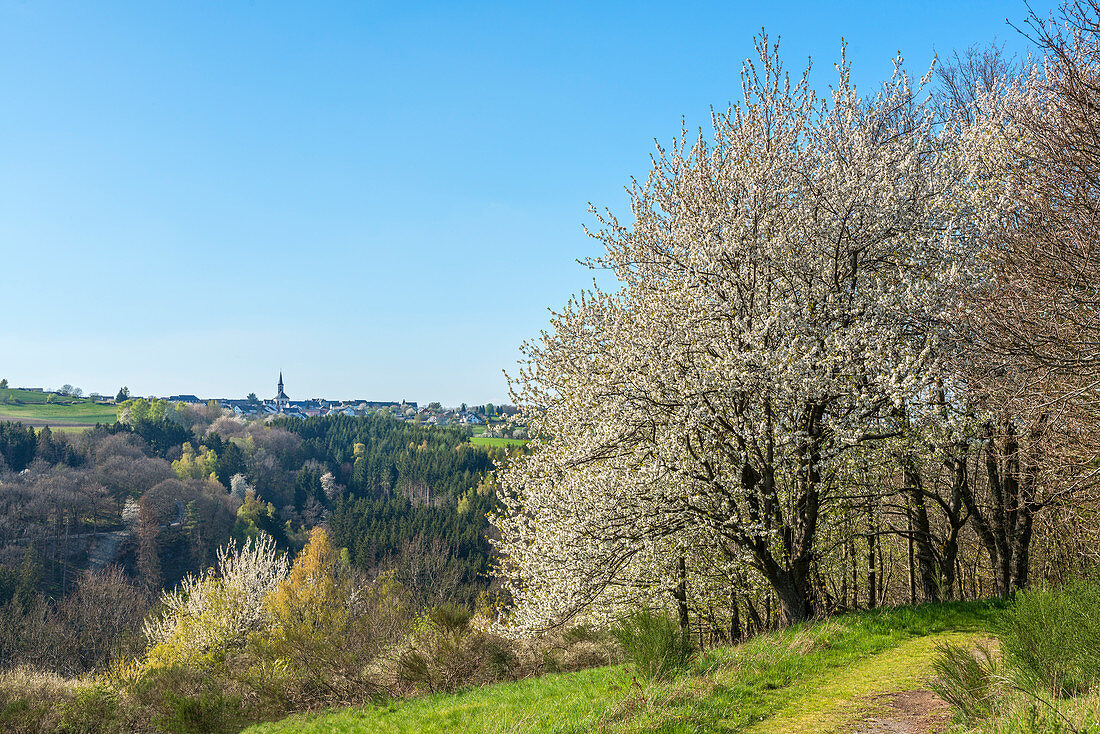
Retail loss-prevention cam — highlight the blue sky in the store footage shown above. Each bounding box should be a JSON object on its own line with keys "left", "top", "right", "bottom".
{"left": 0, "top": 1, "right": 1053, "bottom": 405}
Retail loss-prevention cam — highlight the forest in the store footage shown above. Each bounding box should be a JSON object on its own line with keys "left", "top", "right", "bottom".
{"left": 0, "top": 404, "right": 506, "bottom": 675}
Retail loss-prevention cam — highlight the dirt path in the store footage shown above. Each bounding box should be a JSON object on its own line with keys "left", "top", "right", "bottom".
{"left": 747, "top": 632, "right": 970, "bottom": 734}
{"left": 852, "top": 689, "right": 952, "bottom": 734}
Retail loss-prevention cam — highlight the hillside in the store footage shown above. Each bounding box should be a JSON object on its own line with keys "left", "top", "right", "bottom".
{"left": 244, "top": 602, "right": 1003, "bottom": 734}
{"left": 0, "top": 388, "right": 117, "bottom": 430}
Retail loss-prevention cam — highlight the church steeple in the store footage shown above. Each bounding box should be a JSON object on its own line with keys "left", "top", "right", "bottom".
{"left": 275, "top": 372, "right": 289, "bottom": 405}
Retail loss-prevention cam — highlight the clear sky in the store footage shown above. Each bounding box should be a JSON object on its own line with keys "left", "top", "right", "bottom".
{"left": 0, "top": 1, "right": 1053, "bottom": 406}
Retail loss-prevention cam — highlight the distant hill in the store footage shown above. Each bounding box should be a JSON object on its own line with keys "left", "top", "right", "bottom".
{"left": 0, "top": 388, "right": 117, "bottom": 430}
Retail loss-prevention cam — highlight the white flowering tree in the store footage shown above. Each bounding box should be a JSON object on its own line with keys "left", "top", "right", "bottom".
{"left": 229, "top": 472, "right": 253, "bottom": 503}
{"left": 492, "top": 38, "right": 975, "bottom": 631}
{"left": 142, "top": 533, "right": 289, "bottom": 668}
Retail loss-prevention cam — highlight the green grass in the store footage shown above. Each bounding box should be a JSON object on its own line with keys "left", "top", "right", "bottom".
{"left": 245, "top": 601, "right": 1004, "bottom": 734}
{"left": 936, "top": 579, "right": 1100, "bottom": 734}
{"left": 470, "top": 436, "right": 529, "bottom": 448}
{"left": 38, "top": 425, "right": 95, "bottom": 435}
{"left": 747, "top": 631, "right": 974, "bottom": 733}
{"left": 0, "top": 388, "right": 117, "bottom": 428}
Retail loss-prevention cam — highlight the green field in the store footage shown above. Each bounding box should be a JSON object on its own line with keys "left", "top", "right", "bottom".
{"left": 245, "top": 601, "right": 1004, "bottom": 734}
{"left": 0, "top": 388, "right": 118, "bottom": 428}
{"left": 470, "top": 436, "right": 528, "bottom": 448}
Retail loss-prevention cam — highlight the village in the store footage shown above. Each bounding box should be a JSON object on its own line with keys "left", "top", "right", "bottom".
{"left": 164, "top": 373, "right": 517, "bottom": 433}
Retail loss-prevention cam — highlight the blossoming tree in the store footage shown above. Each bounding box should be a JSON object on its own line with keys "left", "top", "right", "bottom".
{"left": 492, "top": 38, "right": 975, "bottom": 631}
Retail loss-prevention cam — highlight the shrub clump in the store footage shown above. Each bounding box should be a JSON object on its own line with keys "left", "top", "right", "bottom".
{"left": 932, "top": 578, "right": 1100, "bottom": 731}
{"left": 395, "top": 603, "right": 513, "bottom": 694}
{"left": 611, "top": 607, "right": 694, "bottom": 681}
{"left": 142, "top": 534, "right": 289, "bottom": 670}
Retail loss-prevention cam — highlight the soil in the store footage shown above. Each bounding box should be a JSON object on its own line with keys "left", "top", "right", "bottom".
{"left": 853, "top": 689, "right": 953, "bottom": 734}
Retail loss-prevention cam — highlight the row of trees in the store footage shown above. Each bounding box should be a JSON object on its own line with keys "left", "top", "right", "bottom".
{"left": 491, "top": 5, "right": 1100, "bottom": 636}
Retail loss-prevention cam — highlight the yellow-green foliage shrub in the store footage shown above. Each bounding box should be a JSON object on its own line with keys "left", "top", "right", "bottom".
{"left": 171, "top": 442, "right": 218, "bottom": 481}
{"left": 258, "top": 527, "right": 382, "bottom": 704}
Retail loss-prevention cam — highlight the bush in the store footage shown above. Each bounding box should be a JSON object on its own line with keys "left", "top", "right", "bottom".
{"left": 0, "top": 699, "right": 50, "bottom": 734}
{"left": 394, "top": 603, "right": 524, "bottom": 693}
{"left": 259, "top": 527, "right": 391, "bottom": 706}
{"left": 930, "top": 640, "right": 1000, "bottom": 724}
{"left": 998, "top": 579, "right": 1100, "bottom": 697}
{"left": 428, "top": 603, "right": 471, "bottom": 636}
{"left": 0, "top": 668, "right": 79, "bottom": 734}
{"left": 395, "top": 647, "right": 435, "bottom": 692}
{"left": 56, "top": 685, "right": 121, "bottom": 734}
{"left": 155, "top": 690, "right": 244, "bottom": 734}
{"left": 611, "top": 607, "right": 694, "bottom": 682}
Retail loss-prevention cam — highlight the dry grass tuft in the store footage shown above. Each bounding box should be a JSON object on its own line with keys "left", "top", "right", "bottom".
{"left": 0, "top": 667, "right": 83, "bottom": 704}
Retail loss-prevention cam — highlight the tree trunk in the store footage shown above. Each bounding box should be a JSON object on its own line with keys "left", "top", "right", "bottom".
{"left": 939, "top": 446, "right": 969, "bottom": 600}
{"left": 737, "top": 446, "right": 819, "bottom": 625}
{"left": 1012, "top": 419, "right": 1043, "bottom": 590}
{"left": 729, "top": 591, "right": 743, "bottom": 642}
{"left": 867, "top": 532, "right": 877, "bottom": 609}
{"left": 773, "top": 568, "right": 814, "bottom": 624}
{"left": 850, "top": 537, "right": 859, "bottom": 608}
{"left": 904, "top": 463, "right": 941, "bottom": 602}
{"left": 743, "top": 593, "right": 764, "bottom": 634}
{"left": 961, "top": 419, "right": 1043, "bottom": 597}
{"left": 673, "top": 555, "right": 690, "bottom": 633}
{"left": 907, "top": 508, "right": 916, "bottom": 605}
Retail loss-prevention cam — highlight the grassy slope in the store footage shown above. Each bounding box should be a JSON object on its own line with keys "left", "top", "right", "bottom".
{"left": 0, "top": 388, "right": 117, "bottom": 427}
{"left": 246, "top": 601, "right": 1003, "bottom": 734}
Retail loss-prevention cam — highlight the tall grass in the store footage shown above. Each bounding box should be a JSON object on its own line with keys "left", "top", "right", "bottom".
{"left": 246, "top": 600, "right": 1003, "bottom": 734}
{"left": 930, "top": 640, "right": 999, "bottom": 723}
{"left": 998, "top": 580, "right": 1100, "bottom": 697}
{"left": 932, "top": 578, "right": 1100, "bottom": 733}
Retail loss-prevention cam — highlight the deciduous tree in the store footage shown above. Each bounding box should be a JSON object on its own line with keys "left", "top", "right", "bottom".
{"left": 493, "top": 38, "right": 976, "bottom": 630}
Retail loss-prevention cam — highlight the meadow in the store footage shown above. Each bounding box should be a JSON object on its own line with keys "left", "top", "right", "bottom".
{"left": 0, "top": 388, "right": 117, "bottom": 429}
{"left": 470, "top": 436, "right": 528, "bottom": 448}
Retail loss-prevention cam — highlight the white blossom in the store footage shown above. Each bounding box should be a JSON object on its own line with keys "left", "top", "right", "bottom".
{"left": 492, "top": 37, "right": 984, "bottom": 633}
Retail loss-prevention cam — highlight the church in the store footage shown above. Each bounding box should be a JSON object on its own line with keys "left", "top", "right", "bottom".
{"left": 261, "top": 372, "right": 292, "bottom": 413}
{"left": 274, "top": 372, "right": 290, "bottom": 410}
